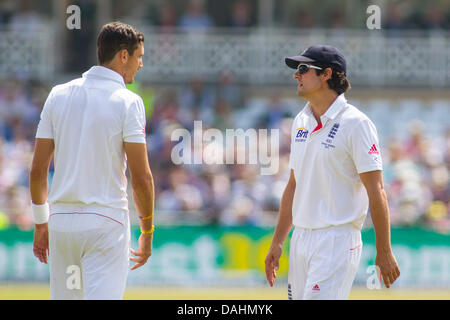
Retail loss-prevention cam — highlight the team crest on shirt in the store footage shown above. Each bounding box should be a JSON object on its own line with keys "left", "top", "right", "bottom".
{"left": 295, "top": 127, "right": 309, "bottom": 142}
{"left": 321, "top": 123, "right": 340, "bottom": 149}
{"left": 328, "top": 123, "right": 340, "bottom": 139}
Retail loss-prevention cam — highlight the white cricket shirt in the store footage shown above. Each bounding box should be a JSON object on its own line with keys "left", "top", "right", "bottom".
{"left": 289, "top": 94, "right": 382, "bottom": 230}
{"left": 36, "top": 66, "right": 146, "bottom": 225}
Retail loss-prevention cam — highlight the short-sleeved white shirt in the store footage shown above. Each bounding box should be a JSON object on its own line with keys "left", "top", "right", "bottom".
{"left": 289, "top": 94, "right": 382, "bottom": 230}
{"left": 36, "top": 66, "right": 146, "bottom": 224}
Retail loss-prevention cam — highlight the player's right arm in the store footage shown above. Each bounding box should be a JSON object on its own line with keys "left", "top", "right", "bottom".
{"left": 360, "top": 170, "right": 400, "bottom": 288}
{"left": 124, "top": 142, "right": 155, "bottom": 270}
{"left": 265, "top": 169, "right": 295, "bottom": 287}
{"left": 29, "top": 138, "right": 54, "bottom": 264}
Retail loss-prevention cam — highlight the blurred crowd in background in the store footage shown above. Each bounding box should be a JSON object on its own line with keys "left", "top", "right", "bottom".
{"left": 0, "top": 0, "right": 449, "bottom": 233}
{"left": 0, "top": 76, "right": 449, "bottom": 233}
{"left": 1, "top": 0, "right": 449, "bottom": 31}
{"left": 1, "top": 0, "right": 450, "bottom": 72}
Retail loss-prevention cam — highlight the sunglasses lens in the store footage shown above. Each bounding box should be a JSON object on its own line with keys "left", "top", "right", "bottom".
{"left": 298, "top": 65, "right": 309, "bottom": 74}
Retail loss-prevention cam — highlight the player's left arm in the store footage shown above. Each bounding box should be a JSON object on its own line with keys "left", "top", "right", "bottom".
{"left": 29, "top": 138, "right": 54, "bottom": 264}
{"left": 360, "top": 170, "right": 400, "bottom": 288}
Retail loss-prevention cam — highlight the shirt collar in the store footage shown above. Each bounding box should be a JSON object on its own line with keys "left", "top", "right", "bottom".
{"left": 82, "top": 66, "right": 126, "bottom": 88}
{"left": 322, "top": 94, "right": 347, "bottom": 120}
{"left": 305, "top": 93, "right": 347, "bottom": 123}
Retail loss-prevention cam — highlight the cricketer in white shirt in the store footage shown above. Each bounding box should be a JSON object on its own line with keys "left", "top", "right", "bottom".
{"left": 265, "top": 45, "right": 400, "bottom": 300}
{"left": 286, "top": 95, "right": 382, "bottom": 299}
{"left": 30, "top": 22, "right": 154, "bottom": 300}
{"left": 289, "top": 94, "right": 382, "bottom": 230}
{"left": 36, "top": 66, "right": 146, "bottom": 221}
{"left": 36, "top": 66, "right": 147, "bottom": 299}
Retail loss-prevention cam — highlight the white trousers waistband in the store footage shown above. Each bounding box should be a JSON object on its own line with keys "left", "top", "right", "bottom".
{"left": 294, "top": 223, "right": 360, "bottom": 234}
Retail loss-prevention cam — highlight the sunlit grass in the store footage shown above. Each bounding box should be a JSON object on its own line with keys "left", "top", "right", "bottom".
{"left": 0, "top": 284, "right": 448, "bottom": 300}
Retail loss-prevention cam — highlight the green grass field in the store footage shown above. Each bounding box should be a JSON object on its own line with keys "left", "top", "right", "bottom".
{"left": 0, "top": 284, "right": 449, "bottom": 300}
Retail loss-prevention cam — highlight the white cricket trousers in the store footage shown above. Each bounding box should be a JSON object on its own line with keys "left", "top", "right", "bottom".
{"left": 48, "top": 213, "right": 130, "bottom": 300}
{"left": 288, "top": 223, "right": 362, "bottom": 300}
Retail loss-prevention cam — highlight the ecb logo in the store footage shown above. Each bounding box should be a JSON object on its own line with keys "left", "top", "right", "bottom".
{"left": 328, "top": 123, "right": 340, "bottom": 139}
{"left": 295, "top": 127, "right": 308, "bottom": 142}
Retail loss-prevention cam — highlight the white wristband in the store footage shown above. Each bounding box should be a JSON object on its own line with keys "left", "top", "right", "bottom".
{"left": 32, "top": 202, "right": 49, "bottom": 224}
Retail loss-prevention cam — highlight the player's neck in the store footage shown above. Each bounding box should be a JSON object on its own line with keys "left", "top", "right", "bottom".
{"left": 307, "top": 90, "right": 338, "bottom": 123}
{"left": 100, "top": 63, "right": 125, "bottom": 82}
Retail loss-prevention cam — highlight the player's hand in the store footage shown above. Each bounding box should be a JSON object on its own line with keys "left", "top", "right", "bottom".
{"left": 375, "top": 248, "right": 400, "bottom": 288}
{"left": 265, "top": 244, "right": 282, "bottom": 287}
{"left": 130, "top": 233, "right": 153, "bottom": 270}
{"left": 33, "top": 223, "right": 49, "bottom": 264}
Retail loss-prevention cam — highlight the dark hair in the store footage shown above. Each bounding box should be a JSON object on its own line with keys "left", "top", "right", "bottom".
{"left": 97, "top": 21, "right": 144, "bottom": 65}
{"left": 314, "top": 63, "right": 351, "bottom": 95}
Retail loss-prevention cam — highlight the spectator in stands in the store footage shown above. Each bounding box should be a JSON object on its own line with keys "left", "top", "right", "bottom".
{"left": 220, "top": 165, "right": 263, "bottom": 225}
{"left": 425, "top": 163, "right": 450, "bottom": 232}
{"left": 445, "top": 129, "right": 450, "bottom": 166}
{"left": 0, "top": 133, "right": 34, "bottom": 230}
{"left": 293, "top": 9, "right": 315, "bottom": 29}
{"left": 0, "top": 79, "right": 29, "bottom": 142}
{"left": 421, "top": 4, "right": 448, "bottom": 30}
{"left": 229, "top": 0, "right": 253, "bottom": 29}
{"left": 403, "top": 119, "right": 427, "bottom": 163}
{"left": 212, "top": 99, "right": 232, "bottom": 131}
{"left": 329, "top": 9, "right": 347, "bottom": 29}
{"left": 4, "top": 185, "right": 32, "bottom": 230}
{"left": 178, "top": 75, "right": 216, "bottom": 126}
{"left": 260, "top": 94, "right": 290, "bottom": 129}
{"left": 385, "top": 2, "right": 409, "bottom": 30}
{"left": 179, "top": 0, "right": 214, "bottom": 32}
{"left": 429, "top": 165, "right": 450, "bottom": 204}
{"left": 8, "top": 0, "right": 44, "bottom": 32}
{"left": 384, "top": 138, "right": 432, "bottom": 226}
{"left": 209, "top": 171, "right": 232, "bottom": 221}
{"left": 215, "top": 69, "right": 243, "bottom": 110}
{"left": 0, "top": 0, "right": 15, "bottom": 27}
{"left": 156, "top": 2, "right": 177, "bottom": 33}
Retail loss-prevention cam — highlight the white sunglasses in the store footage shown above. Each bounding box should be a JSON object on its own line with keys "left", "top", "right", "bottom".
{"left": 297, "top": 64, "right": 323, "bottom": 74}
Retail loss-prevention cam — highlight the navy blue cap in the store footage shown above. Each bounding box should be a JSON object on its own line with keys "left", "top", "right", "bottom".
{"left": 285, "top": 45, "right": 347, "bottom": 74}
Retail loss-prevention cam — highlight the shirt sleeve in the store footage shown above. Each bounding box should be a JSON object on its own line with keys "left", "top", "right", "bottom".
{"left": 349, "top": 118, "right": 383, "bottom": 174}
{"left": 123, "top": 96, "right": 146, "bottom": 144}
{"left": 35, "top": 89, "right": 54, "bottom": 139}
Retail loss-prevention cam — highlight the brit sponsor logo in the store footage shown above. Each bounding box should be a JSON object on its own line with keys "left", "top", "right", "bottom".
{"left": 295, "top": 127, "right": 309, "bottom": 142}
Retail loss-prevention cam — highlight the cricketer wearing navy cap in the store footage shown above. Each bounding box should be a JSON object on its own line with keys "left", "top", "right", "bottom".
{"left": 265, "top": 44, "right": 400, "bottom": 300}
{"left": 285, "top": 45, "right": 347, "bottom": 75}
